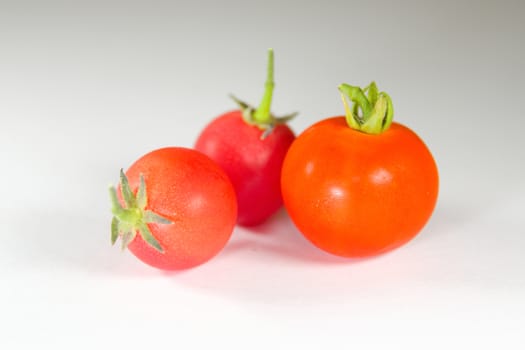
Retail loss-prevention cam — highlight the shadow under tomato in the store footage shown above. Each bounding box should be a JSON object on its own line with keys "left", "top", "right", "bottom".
{"left": 415, "top": 199, "right": 481, "bottom": 246}
{"left": 219, "top": 207, "right": 375, "bottom": 265}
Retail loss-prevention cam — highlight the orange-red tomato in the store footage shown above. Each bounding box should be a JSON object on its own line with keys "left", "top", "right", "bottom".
{"left": 281, "top": 117, "right": 438, "bottom": 258}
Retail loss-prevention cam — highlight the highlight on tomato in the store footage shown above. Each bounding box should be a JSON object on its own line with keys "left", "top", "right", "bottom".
{"left": 109, "top": 147, "right": 237, "bottom": 270}
{"left": 281, "top": 82, "right": 439, "bottom": 258}
{"left": 195, "top": 49, "right": 296, "bottom": 226}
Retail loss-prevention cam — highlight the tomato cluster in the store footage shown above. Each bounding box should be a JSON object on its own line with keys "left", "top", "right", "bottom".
{"left": 109, "top": 50, "right": 438, "bottom": 270}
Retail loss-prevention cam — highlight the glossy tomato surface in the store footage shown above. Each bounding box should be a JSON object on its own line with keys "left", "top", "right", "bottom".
{"left": 123, "top": 147, "right": 237, "bottom": 270}
{"left": 281, "top": 117, "right": 439, "bottom": 258}
{"left": 195, "top": 111, "right": 295, "bottom": 226}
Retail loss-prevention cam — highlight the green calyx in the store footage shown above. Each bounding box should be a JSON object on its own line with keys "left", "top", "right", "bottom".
{"left": 231, "top": 48, "right": 297, "bottom": 139}
{"left": 109, "top": 170, "right": 172, "bottom": 253}
{"left": 338, "top": 81, "right": 394, "bottom": 135}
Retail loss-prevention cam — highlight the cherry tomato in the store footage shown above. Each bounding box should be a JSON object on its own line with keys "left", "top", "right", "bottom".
{"left": 109, "top": 147, "right": 237, "bottom": 270}
{"left": 281, "top": 82, "right": 439, "bottom": 257}
{"left": 195, "top": 49, "right": 296, "bottom": 226}
{"left": 195, "top": 110, "right": 294, "bottom": 226}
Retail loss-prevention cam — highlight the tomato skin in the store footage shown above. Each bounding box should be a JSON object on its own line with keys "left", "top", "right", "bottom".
{"left": 195, "top": 110, "right": 295, "bottom": 226}
{"left": 281, "top": 117, "right": 439, "bottom": 258}
{"left": 122, "top": 147, "right": 237, "bottom": 270}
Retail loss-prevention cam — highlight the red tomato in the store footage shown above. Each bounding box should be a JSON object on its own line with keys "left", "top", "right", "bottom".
{"left": 195, "top": 111, "right": 294, "bottom": 226}
{"left": 195, "top": 49, "right": 296, "bottom": 226}
{"left": 281, "top": 83, "right": 439, "bottom": 258}
{"left": 109, "top": 147, "right": 237, "bottom": 270}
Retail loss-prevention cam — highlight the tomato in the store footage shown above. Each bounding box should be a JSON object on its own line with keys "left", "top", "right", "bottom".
{"left": 195, "top": 49, "right": 296, "bottom": 226}
{"left": 109, "top": 147, "right": 237, "bottom": 270}
{"left": 195, "top": 111, "right": 294, "bottom": 226}
{"left": 281, "top": 82, "right": 439, "bottom": 258}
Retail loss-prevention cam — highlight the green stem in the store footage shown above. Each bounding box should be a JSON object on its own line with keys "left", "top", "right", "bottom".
{"left": 230, "top": 49, "right": 297, "bottom": 136}
{"left": 339, "top": 84, "right": 372, "bottom": 119}
{"left": 338, "top": 81, "right": 394, "bottom": 135}
{"left": 253, "top": 48, "right": 275, "bottom": 125}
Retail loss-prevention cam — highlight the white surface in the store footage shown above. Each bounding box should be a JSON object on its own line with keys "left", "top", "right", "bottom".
{"left": 1, "top": 0, "right": 524, "bottom": 348}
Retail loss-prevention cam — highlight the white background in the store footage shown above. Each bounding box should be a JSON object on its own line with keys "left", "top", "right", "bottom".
{"left": 1, "top": 0, "right": 524, "bottom": 348}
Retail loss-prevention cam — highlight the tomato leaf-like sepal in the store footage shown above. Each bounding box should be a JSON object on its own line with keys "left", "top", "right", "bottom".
{"left": 136, "top": 175, "right": 147, "bottom": 210}
{"left": 119, "top": 169, "right": 136, "bottom": 208}
{"left": 229, "top": 49, "right": 297, "bottom": 139}
{"left": 111, "top": 217, "right": 119, "bottom": 245}
{"left": 339, "top": 82, "right": 394, "bottom": 135}
{"left": 143, "top": 210, "right": 172, "bottom": 224}
{"left": 121, "top": 230, "right": 135, "bottom": 251}
{"left": 138, "top": 222, "right": 164, "bottom": 253}
{"left": 109, "top": 171, "right": 172, "bottom": 253}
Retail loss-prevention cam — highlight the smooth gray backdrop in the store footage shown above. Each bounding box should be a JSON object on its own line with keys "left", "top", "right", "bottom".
{"left": 1, "top": 0, "right": 524, "bottom": 349}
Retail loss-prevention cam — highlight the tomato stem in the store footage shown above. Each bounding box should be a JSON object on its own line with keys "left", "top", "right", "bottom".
{"left": 229, "top": 49, "right": 297, "bottom": 137}
{"left": 339, "top": 82, "right": 394, "bottom": 135}
{"left": 253, "top": 48, "right": 275, "bottom": 125}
